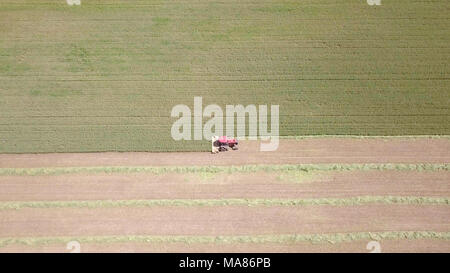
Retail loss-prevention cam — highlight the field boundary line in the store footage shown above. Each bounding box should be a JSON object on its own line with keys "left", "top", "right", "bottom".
{"left": 0, "top": 196, "right": 448, "bottom": 210}
{"left": 1, "top": 163, "right": 449, "bottom": 176}
{"left": 0, "top": 231, "right": 449, "bottom": 248}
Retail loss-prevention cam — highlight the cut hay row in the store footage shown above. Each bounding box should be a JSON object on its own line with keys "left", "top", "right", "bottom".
{"left": 279, "top": 135, "right": 450, "bottom": 140}
{"left": 1, "top": 231, "right": 449, "bottom": 248}
{"left": 1, "top": 163, "right": 449, "bottom": 176}
{"left": 1, "top": 196, "right": 448, "bottom": 210}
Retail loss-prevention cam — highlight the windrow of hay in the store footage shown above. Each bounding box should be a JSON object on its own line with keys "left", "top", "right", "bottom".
{"left": 0, "top": 231, "right": 449, "bottom": 248}
{"left": 0, "top": 196, "right": 448, "bottom": 210}
{"left": 279, "top": 135, "right": 450, "bottom": 140}
{"left": 1, "top": 163, "right": 449, "bottom": 176}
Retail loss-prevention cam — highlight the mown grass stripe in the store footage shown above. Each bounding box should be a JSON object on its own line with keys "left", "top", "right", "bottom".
{"left": 0, "top": 196, "right": 448, "bottom": 210}
{"left": 0, "top": 231, "right": 449, "bottom": 248}
{"left": 279, "top": 135, "right": 450, "bottom": 140}
{"left": 1, "top": 163, "right": 449, "bottom": 176}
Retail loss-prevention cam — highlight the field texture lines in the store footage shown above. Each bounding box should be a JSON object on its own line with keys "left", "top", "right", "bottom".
{"left": 1, "top": 0, "right": 449, "bottom": 152}
{"left": 1, "top": 142, "right": 449, "bottom": 252}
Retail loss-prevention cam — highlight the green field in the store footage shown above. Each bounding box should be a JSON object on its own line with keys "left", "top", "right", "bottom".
{"left": 0, "top": 0, "right": 449, "bottom": 153}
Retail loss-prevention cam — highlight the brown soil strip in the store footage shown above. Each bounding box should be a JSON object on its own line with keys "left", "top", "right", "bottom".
{"left": 1, "top": 138, "right": 449, "bottom": 168}
{"left": 0, "top": 171, "right": 448, "bottom": 201}
{"left": 0, "top": 205, "right": 448, "bottom": 238}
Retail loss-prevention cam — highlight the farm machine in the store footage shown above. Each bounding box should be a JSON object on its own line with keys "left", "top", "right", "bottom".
{"left": 211, "top": 136, "right": 239, "bottom": 154}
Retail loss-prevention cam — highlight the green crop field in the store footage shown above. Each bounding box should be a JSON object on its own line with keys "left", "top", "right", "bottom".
{"left": 0, "top": 0, "right": 449, "bottom": 153}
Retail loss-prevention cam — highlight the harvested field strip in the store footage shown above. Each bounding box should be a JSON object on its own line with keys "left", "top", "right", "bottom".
{"left": 1, "top": 196, "right": 448, "bottom": 210}
{"left": 1, "top": 231, "right": 449, "bottom": 248}
{"left": 1, "top": 171, "right": 449, "bottom": 201}
{"left": 1, "top": 163, "right": 449, "bottom": 176}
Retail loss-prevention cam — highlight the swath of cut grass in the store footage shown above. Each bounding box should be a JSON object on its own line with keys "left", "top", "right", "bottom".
{"left": 0, "top": 231, "right": 449, "bottom": 248}
{"left": 0, "top": 163, "right": 449, "bottom": 176}
{"left": 0, "top": 196, "right": 448, "bottom": 210}
{"left": 280, "top": 135, "right": 450, "bottom": 140}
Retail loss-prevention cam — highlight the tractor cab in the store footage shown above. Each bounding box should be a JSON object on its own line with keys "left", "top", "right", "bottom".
{"left": 212, "top": 136, "right": 239, "bottom": 153}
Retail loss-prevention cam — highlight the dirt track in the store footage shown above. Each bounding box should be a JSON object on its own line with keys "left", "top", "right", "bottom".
{"left": 0, "top": 138, "right": 449, "bottom": 253}
{"left": 1, "top": 138, "right": 449, "bottom": 168}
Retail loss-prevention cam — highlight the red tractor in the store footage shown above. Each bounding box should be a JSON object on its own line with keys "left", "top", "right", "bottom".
{"left": 212, "top": 136, "right": 238, "bottom": 153}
